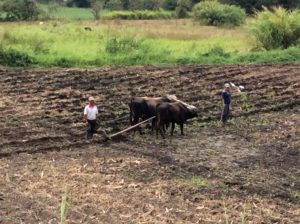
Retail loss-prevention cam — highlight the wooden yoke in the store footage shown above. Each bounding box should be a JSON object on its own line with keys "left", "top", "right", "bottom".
{"left": 109, "top": 116, "right": 156, "bottom": 139}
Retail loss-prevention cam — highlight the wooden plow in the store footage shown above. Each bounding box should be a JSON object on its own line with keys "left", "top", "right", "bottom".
{"left": 108, "top": 116, "right": 156, "bottom": 139}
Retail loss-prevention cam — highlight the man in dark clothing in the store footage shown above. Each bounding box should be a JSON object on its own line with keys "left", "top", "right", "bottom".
{"left": 220, "top": 83, "right": 231, "bottom": 124}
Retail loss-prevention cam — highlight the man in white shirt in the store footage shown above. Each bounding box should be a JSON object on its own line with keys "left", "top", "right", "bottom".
{"left": 84, "top": 96, "right": 109, "bottom": 142}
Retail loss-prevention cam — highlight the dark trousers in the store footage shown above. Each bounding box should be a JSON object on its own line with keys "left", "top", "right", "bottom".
{"left": 221, "top": 104, "right": 230, "bottom": 123}
{"left": 86, "top": 119, "right": 97, "bottom": 140}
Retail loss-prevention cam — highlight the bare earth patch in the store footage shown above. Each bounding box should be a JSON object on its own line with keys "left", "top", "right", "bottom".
{"left": 0, "top": 65, "right": 299, "bottom": 223}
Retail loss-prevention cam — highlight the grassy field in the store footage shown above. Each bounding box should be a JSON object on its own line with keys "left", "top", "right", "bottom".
{"left": 0, "top": 19, "right": 299, "bottom": 67}
{"left": 39, "top": 3, "right": 103, "bottom": 21}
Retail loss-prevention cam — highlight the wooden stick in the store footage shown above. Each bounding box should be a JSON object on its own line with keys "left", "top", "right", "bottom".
{"left": 109, "top": 116, "right": 156, "bottom": 138}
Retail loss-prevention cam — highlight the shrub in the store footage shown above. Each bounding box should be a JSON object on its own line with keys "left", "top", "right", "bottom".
{"left": 175, "top": 0, "right": 192, "bottom": 18}
{"left": 105, "top": 37, "right": 144, "bottom": 54}
{"left": 162, "top": 0, "right": 177, "bottom": 11}
{"left": 0, "top": 48, "right": 36, "bottom": 67}
{"left": 66, "top": 0, "right": 90, "bottom": 8}
{"left": 248, "top": 7, "right": 300, "bottom": 50}
{"left": 54, "top": 57, "right": 73, "bottom": 67}
{"left": 102, "top": 10, "right": 173, "bottom": 20}
{"left": 143, "top": 0, "right": 162, "bottom": 10}
{"left": 1, "top": 0, "right": 42, "bottom": 21}
{"left": 202, "top": 46, "right": 231, "bottom": 57}
{"left": 220, "top": 0, "right": 300, "bottom": 14}
{"left": 104, "top": 0, "right": 123, "bottom": 10}
{"left": 193, "top": 1, "right": 246, "bottom": 27}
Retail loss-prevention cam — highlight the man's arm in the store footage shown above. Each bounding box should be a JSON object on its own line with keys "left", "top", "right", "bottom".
{"left": 84, "top": 106, "right": 88, "bottom": 122}
{"left": 95, "top": 106, "right": 99, "bottom": 119}
{"left": 221, "top": 92, "right": 225, "bottom": 107}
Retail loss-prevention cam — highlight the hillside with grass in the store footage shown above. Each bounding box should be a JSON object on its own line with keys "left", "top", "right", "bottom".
{"left": 1, "top": 19, "right": 299, "bottom": 67}
{"left": 0, "top": 1, "right": 299, "bottom": 67}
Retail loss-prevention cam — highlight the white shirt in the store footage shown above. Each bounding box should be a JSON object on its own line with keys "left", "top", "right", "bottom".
{"left": 84, "top": 105, "right": 98, "bottom": 120}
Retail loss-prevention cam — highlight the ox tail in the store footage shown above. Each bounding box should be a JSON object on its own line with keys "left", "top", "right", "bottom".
{"left": 129, "top": 98, "right": 133, "bottom": 125}
{"left": 155, "top": 103, "right": 162, "bottom": 130}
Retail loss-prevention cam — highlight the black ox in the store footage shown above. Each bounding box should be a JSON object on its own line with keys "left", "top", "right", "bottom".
{"left": 129, "top": 95, "right": 178, "bottom": 131}
{"left": 155, "top": 101, "right": 198, "bottom": 138}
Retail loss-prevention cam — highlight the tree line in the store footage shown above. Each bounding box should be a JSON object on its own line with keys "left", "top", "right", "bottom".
{"left": 43, "top": 0, "right": 300, "bottom": 13}
{"left": 0, "top": 0, "right": 299, "bottom": 21}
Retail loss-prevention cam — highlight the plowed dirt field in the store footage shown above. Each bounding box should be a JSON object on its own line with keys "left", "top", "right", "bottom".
{"left": 0, "top": 65, "right": 299, "bottom": 223}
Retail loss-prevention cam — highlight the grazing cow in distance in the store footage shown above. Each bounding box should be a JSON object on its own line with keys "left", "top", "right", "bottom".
{"left": 156, "top": 101, "right": 198, "bottom": 138}
{"left": 84, "top": 27, "right": 92, "bottom": 31}
{"left": 129, "top": 95, "right": 178, "bottom": 131}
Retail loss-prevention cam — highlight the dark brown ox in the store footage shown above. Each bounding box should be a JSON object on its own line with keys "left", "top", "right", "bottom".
{"left": 156, "top": 101, "right": 198, "bottom": 138}
{"left": 129, "top": 95, "right": 177, "bottom": 131}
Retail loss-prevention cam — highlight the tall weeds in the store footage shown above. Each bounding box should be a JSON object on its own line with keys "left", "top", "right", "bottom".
{"left": 249, "top": 7, "right": 300, "bottom": 50}
{"left": 60, "top": 191, "right": 70, "bottom": 224}
{"left": 0, "top": 22, "right": 299, "bottom": 67}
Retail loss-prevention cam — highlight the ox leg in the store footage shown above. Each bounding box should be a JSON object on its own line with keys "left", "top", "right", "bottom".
{"left": 157, "top": 121, "right": 165, "bottom": 139}
{"left": 163, "top": 122, "right": 169, "bottom": 132}
{"left": 171, "top": 123, "right": 175, "bottom": 136}
{"left": 132, "top": 117, "right": 143, "bottom": 134}
{"left": 156, "top": 121, "right": 159, "bottom": 137}
{"left": 156, "top": 126, "right": 165, "bottom": 139}
{"left": 132, "top": 119, "right": 138, "bottom": 133}
{"left": 165, "top": 122, "right": 170, "bottom": 130}
{"left": 180, "top": 123, "right": 184, "bottom": 135}
{"left": 151, "top": 119, "right": 156, "bottom": 132}
{"left": 160, "top": 126, "right": 165, "bottom": 139}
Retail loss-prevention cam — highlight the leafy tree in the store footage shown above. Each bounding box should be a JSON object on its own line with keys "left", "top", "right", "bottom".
{"left": 162, "top": 0, "right": 177, "bottom": 10}
{"left": 143, "top": 0, "right": 161, "bottom": 10}
{"left": 90, "top": 0, "right": 103, "bottom": 19}
{"left": 1, "top": 0, "right": 42, "bottom": 21}
{"left": 175, "top": 0, "right": 192, "bottom": 18}
{"left": 120, "top": 0, "right": 129, "bottom": 10}
{"left": 67, "top": 0, "right": 90, "bottom": 7}
{"left": 127, "top": 0, "right": 143, "bottom": 10}
{"left": 105, "top": 0, "right": 123, "bottom": 10}
{"left": 220, "top": 0, "right": 300, "bottom": 14}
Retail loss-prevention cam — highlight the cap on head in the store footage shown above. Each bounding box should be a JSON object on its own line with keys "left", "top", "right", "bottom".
{"left": 224, "top": 83, "right": 230, "bottom": 88}
{"left": 88, "top": 96, "right": 95, "bottom": 101}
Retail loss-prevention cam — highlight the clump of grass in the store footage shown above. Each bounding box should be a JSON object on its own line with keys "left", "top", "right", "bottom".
{"left": 223, "top": 202, "right": 248, "bottom": 224}
{"left": 248, "top": 7, "right": 300, "bottom": 50}
{"left": 0, "top": 48, "right": 36, "bottom": 67}
{"left": 102, "top": 10, "right": 173, "bottom": 20}
{"left": 289, "top": 190, "right": 300, "bottom": 199}
{"left": 105, "top": 36, "right": 145, "bottom": 54}
{"left": 175, "top": 176, "right": 208, "bottom": 189}
{"left": 235, "top": 47, "right": 300, "bottom": 64}
{"left": 189, "top": 176, "right": 208, "bottom": 188}
{"left": 60, "top": 191, "right": 70, "bottom": 224}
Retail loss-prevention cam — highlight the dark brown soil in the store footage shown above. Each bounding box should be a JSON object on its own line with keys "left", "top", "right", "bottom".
{"left": 0, "top": 65, "right": 299, "bottom": 223}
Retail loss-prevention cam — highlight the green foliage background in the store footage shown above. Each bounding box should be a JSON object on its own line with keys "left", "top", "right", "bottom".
{"left": 193, "top": 1, "right": 246, "bottom": 27}
{"left": 0, "top": 21, "right": 299, "bottom": 67}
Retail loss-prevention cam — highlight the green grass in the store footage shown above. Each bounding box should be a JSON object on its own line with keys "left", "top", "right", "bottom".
{"left": 189, "top": 176, "right": 208, "bottom": 188}
{"left": 0, "top": 21, "right": 299, "bottom": 67}
{"left": 176, "top": 176, "right": 208, "bottom": 189}
{"left": 39, "top": 4, "right": 108, "bottom": 21}
{"left": 102, "top": 10, "right": 173, "bottom": 20}
{"left": 47, "top": 6, "right": 94, "bottom": 21}
{"left": 60, "top": 191, "right": 70, "bottom": 224}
